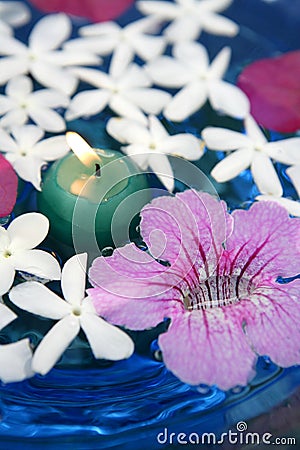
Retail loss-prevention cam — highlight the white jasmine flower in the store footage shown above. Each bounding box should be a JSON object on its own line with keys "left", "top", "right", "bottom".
{"left": 0, "top": 212, "right": 61, "bottom": 295}
{"left": 137, "top": 0, "right": 238, "bottom": 43}
{"left": 0, "top": 1, "right": 30, "bottom": 36}
{"left": 66, "top": 63, "right": 171, "bottom": 125}
{"left": 256, "top": 195, "right": 300, "bottom": 217}
{"left": 0, "top": 302, "right": 33, "bottom": 383}
{"left": 107, "top": 115, "right": 203, "bottom": 191}
{"left": 286, "top": 165, "right": 300, "bottom": 197}
{"left": 65, "top": 17, "right": 166, "bottom": 77}
{"left": 0, "top": 125, "right": 70, "bottom": 190}
{"left": 202, "top": 115, "right": 300, "bottom": 195}
{"left": 0, "top": 13, "right": 100, "bottom": 95}
{"left": 9, "top": 253, "right": 134, "bottom": 375}
{"left": 147, "top": 41, "right": 250, "bottom": 122}
{"left": 0, "top": 75, "right": 69, "bottom": 132}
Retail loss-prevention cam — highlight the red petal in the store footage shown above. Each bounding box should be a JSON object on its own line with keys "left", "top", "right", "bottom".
{"left": 238, "top": 51, "right": 300, "bottom": 133}
{"left": 0, "top": 155, "right": 18, "bottom": 218}
{"left": 29, "top": 0, "right": 134, "bottom": 22}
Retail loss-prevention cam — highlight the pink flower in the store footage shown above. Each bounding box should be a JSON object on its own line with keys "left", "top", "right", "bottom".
{"left": 88, "top": 190, "right": 300, "bottom": 390}
{"left": 28, "top": 0, "right": 134, "bottom": 23}
{"left": 0, "top": 154, "right": 17, "bottom": 218}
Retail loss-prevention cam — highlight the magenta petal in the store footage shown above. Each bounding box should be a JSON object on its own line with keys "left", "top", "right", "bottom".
{"left": 245, "top": 280, "right": 300, "bottom": 367}
{"left": 0, "top": 154, "right": 18, "bottom": 218}
{"left": 225, "top": 201, "right": 300, "bottom": 281}
{"left": 28, "top": 0, "right": 134, "bottom": 22}
{"left": 158, "top": 308, "right": 256, "bottom": 390}
{"left": 238, "top": 51, "right": 300, "bottom": 133}
{"left": 88, "top": 243, "right": 183, "bottom": 329}
{"left": 140, "top": 190, "right": 232, "bottom": 275}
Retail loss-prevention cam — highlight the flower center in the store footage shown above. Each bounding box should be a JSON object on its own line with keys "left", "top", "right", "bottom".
{"left": 183, "top": 275, "right": 254, "bottom": 310}
{"left": 3, "top": 250, "right": 12, "bottom": 258}
{"left": 72, "top": 306, "right": 82, "bottom": 316}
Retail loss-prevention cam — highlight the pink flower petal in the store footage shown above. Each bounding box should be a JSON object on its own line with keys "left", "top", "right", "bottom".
{"left": 28, "top": 0, "right": 134, "bottom": 22}
{"left": 158, "top": 308, "right": 256, "bottom": 389}
{"left": 0, "top": 154, "right": 18, "bottom": 218}
{"left": 89, "top": 243, "right": 183, "bottom": 329}
{"left": 140, "top": 190, "right": 232, "bottom": 275}
{"left": 244, "top": 280, "right": 300, "bottom": 367}
{"left": 238, "top": 51, "right": 300, "bottom": 133}
{"left": 225, "top": 201, "right": 300, "bottom": 281}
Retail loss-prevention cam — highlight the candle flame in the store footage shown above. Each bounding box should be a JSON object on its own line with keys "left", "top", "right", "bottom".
{"left": 66, "top": 132, "right": 101, "bottom": 167}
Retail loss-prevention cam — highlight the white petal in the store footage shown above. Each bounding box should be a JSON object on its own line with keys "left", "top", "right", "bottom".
{"left": 265, "top": 138, "right": 300, "bottom": 165}
{"left": 64, "top": 36, "right": 117, "bottom": 56}
{"left": 1, "top": 1, "right": 31, "bottom": 27}
{"left": 57, "top": 50, "right": 101, "bottom": 67}
{"left": 137, "top": 1, "right": 179, "bottom": 19}
{"left": 0, "top": 302, "right": 16, "bottom": 330}
{"left": 173, "top": 41, "right": 209, "bottom": 70}
{"left": 13, "top": 155, "right": 44, "bottom": 190}
{"left": 0, "top": 339, "right": 33, "bottom": 383}
{"left": 202, "top": 127, "right": 251, "bottom": 150}
{"left": 6, "top": 74, "right": 32, "bottom": 98}
{"left": 11, "top": 249, "right": 61, "bottom": 280}
{"left": 132, "top": 35, "right": 166, "bottom": 61}
{"left": 31, "top": 61, "right": 77, "bottom": 96}
{"left": 245, "top": 115, "right": 267, "bottom": 145}
{"left": 9, "top": 281, "right": 70, "bottom": 319}
{"left": 164, "top": 16, "right": 201, "bottom": 42}
{"left": 148, "top": 153, "right": 174, "bottom": 191}
{"left": 70, "top": 67, "right": 113, "bottom": 89}
{"left": 61, "top": 253, "right": 87, "bottom": 306}
{"left": 149, "top": 115, "right": 169, "bottom": 141}
{"left": 286, "top": 165, "right": 300, "bottom": 197}
{"left": 28, "top": 105, "right": 66, "bottom": 133}
{"left": 0, "top": 128, "right": 18, "bottom": 152}
{"left": 8, "top": 212, "right": 49, "bottom": 250}
{"left": 117, "top": 64, "right": 150, "bottom": 89}
{"left": 209, "top": 46, "right": 231, "bottom": 79}
{"left": 11, "top": 124, "right": 44, "bottom": 150}
{"left": 29, "top": 14, "right": 71, "bottom": 51}
{"left": 0, "top": 261, "right": 15, "bottom": 295}
{"left": 208, "top": 80, "right": 250, "bottom": 119}
{"left": 0, "top": 94, "right": 15, "bottom": 115}
{"left": 80, "top": 312, "right": 134, "bottom": 360}
{"left": 256, "top": 195, "right": 300, "bottom": 218}
{"left": 124, "top": 149, "right": 149, "bottom": 170}
{"left": 0, "top": 108, "right": 27, "bottom": 129}
{"left": 146, "top": 56, "right": 190, "bottom": 88}
{"left": 80, "top": 21, "right": 121, "bottom": 37}
{"left": 110, "top": 43, "right": 134, "bottom": 79}
{"left": 251, "top": 152, "right": 283, "bottom": 196}
{"left": 164, "top": 81, "right": 207, "bottom": 122}
{"left": 106, "top": 117, "right": 150, "bottom": 144}
{"left": 0, "top": 57, "right": 27, "bottom": 84}
{"left": 0, "top": 20, "right": 11, "bottom": 36}
{"left": 159, "top": 134, "right": 203, "bottom": 160}
{"left": 109, "top": 94, "right": 148, "bottom": 125}
{"left": 33, "top": 135, "right": 69, "bottom": 161}
{"left": 201, "top": 12, "right": 239, "bottom": 37}
{"left": 126, "top": 15, "right": 161, "bottom": 34}
{"left": 124, "top": 88, "right": 171, "bottom": 114}
{"left": 211, "top": 148, "right": 253, "bottom": 182}
{"left": 65, "top": 90, "right": 110, "bottom": 121}
{"left": 0, "top": 36, "right": 27, "bottom": 55}
{"left": 31, "top": 89, "right": 69, "bottom": 109}
{"left": 32, "top": 315, "right": 80, "bottom": 375}
{"left": 200, "top": 0, "right": 234, "bottom": 12}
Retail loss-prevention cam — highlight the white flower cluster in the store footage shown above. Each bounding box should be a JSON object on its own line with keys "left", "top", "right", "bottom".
{"left": 0, "top": 213, "right": 133, "bottom": 382}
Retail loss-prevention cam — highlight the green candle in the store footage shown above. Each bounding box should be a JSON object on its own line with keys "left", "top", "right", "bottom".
{"left": 38, "top": 133, "right": 150, "bottom": 257}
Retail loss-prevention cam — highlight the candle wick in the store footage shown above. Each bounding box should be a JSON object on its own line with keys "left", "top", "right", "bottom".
{"left": 95, "top": 163, "right": 101, "bottom": 178}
